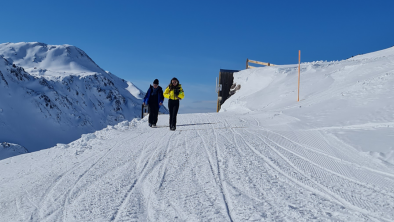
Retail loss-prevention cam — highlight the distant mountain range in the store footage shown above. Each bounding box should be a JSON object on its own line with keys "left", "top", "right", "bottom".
{"left": 0, "top": 42, "right": 164, "bottom": 155}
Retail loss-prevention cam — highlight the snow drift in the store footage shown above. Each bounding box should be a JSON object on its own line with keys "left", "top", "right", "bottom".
{"left": 222, "top": 47, "right": 394, "bottom": 158}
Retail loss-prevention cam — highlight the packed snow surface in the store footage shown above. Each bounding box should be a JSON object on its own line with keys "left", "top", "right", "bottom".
{"left": 0, "top": 46, "right": 393, "bottom": 221}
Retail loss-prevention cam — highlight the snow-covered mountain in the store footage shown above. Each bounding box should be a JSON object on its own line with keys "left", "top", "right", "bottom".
{"left": 0, "top": 42, "right": 153, "bottom": 154}
{"left": 0, "top": 142, "right": 28, "bottom": 160}
{"left": 0, "top": 46, "right": 393, "bottom": 221}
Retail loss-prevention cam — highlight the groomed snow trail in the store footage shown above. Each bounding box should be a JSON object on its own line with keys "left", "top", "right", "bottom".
{"left": 1, "top": 112, "right": 394, "bottom": 222}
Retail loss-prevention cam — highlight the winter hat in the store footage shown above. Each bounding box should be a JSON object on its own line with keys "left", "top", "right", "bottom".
{"left": 153, "top": 79, "right": 159, "bottom": 84}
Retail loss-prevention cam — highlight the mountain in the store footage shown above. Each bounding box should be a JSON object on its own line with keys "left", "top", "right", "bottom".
{"left": 0, "top": 142, "right": 28, "bottom": 160}
{"left": 0, "top": 46, "right": 393, "bottom": 221}
{"left": 0, "top": 42, "right": 161, "bottom": 153}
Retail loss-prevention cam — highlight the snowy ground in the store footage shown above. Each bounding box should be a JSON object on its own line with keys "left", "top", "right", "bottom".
{"left": 1, "top": 46, "right": 393, "bottom": 221}
{"left": 0, "top": 112, "right": 393, "bottom": 221}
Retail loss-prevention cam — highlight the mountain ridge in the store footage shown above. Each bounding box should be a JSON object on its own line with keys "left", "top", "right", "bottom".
{"left": 0, "top": 42, "right": 160, "bottom": 155}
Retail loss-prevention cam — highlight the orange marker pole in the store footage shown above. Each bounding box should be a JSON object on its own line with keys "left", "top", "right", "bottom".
{"left": 298, "top": 50, "right": 301, "bottom": 102}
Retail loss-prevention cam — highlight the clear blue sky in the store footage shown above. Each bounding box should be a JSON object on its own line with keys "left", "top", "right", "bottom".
{"left": 2, "top": 0, "right": 393, "bottom": 113}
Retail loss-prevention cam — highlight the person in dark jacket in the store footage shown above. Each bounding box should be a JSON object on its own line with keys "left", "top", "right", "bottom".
{"left": 163, "top": 77, "right": 184, "bottom": 131}
{"left": 143, "top": 79, "right": 164, "bottom": 127}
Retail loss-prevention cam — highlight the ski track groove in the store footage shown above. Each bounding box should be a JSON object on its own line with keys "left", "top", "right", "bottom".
{"left": 241, "top": 126, "right": 393, "bottom": 221}
{"left": 15, "top": 198, "right": 24, "bottom": 221}
{"left": 260, "top": 133, "right": 377, "bottom": 213}
{"left": 259, "top": 129, "right": 394, "bottom": 199}
{"left": 191, "top": 114, "right": 233, "bottom": 221}
{"left": 196, "top": 130, "right": 220, "bottom": 186}
{"left": 223, "top": 118, "right": 246, "bottom": 157}
{"left": 257, "top": 126, "right": 394, "bottom": 179}
{"left": 151, "top": 114, "right": 198, "bottom": 221}
{"left": 144, "top": 115, "right": 196, "bottom": 221}
{"left": 111, "top": 132, "right": 154, "bottom": 222}
{"left": 35, "top": 150, "right": 104, "bottom": 218}
{"left": 230, "top": 126, "right": 392, "bottom": 221}
{"left": 208, "top": 116, "right": 234, "bottom": 222}
{"left": 22, "top": 188, "right": 39, "bottom": 220}
{"left": 39, "top": 130, "right": 147, "bottom": 222}
{"left": 113, "top": 130, "right": 172, "bottom": 222}
{"left": 61, "top": 133, "right": 132, "bottom": 222}
{"left": 37, "top": 141, "right": 122, "bottom": 221}
{"left": 268, "top": 128, "right": 394, "bottom": 192}
{"left": 157, "top": 129, "right": 178, "bottom": 190}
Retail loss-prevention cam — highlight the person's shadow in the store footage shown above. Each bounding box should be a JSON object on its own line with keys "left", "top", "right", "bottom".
{"left": 155, "top": 123, "right": 216, "bottom": 128}
{"left": 176, "top": 123, "right": 215, "bottom": 127}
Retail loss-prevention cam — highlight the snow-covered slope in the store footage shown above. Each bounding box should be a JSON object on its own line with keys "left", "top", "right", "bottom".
{"left": 222, "top": 46, "right": 394, "bottom": 156}
{"left": 0, "top": 46, "right": 393, "bottom": 221}
{"left": 0, "top": 42, "right": 166, "bottom": 153}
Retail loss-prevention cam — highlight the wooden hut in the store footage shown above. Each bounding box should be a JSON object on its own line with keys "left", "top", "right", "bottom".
{"left": 216, "top": 69, "right": 239, "bottom": 112}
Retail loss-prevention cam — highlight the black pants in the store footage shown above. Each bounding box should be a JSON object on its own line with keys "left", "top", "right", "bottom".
{"left": 168, "top": 99, "right": 179, "bottom": 127}
{"left": 148, "top": 103, "right": 159, "bottom": 124}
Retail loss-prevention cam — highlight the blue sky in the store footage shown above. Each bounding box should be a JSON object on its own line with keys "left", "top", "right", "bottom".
{"left": 1, "top": 0, "right": 394, "bottom": 113}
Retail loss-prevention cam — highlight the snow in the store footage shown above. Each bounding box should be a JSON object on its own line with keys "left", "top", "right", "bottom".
{"left": 126, "top": 81, "right": 144, "bottom": 100}
{"left": 0, "top": 46, "right": 393, "bottom": 221}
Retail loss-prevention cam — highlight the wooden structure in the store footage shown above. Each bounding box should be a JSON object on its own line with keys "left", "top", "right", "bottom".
{"left": 216, "top": 69, "right": 239, "bottom": 112}
{"left": 246, "top": 59, "right": 275, "bottom": 69}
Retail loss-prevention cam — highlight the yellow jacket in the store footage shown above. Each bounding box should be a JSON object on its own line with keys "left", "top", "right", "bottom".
{"left": 163, "top": 84, "right": 185, "bottom": 100}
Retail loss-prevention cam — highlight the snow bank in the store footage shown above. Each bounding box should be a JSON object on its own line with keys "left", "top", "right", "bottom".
{"left": 221, "top": 47, "right": 394, "bottom": 155}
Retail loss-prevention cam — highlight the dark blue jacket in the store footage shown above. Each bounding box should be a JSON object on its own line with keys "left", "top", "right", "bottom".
{"left": 143, "top": 85, "right": 164, "bottom": 107}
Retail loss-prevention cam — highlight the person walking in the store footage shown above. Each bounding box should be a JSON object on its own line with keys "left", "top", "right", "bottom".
{"left": 143, "top": 79, "right": 164, "bottom": 127}
{"left": 163, "top": 77, "right": 184, "bottom": 131}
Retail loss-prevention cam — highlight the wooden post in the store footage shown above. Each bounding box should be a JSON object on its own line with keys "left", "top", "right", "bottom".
{"left": 298, "top": 50, "right": 301, "bottom": 102}
{"left": 246, "top": 58, "right": 249, "bottom": 69}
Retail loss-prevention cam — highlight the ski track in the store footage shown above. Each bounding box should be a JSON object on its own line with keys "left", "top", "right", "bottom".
{"left": 245, "top": 128, "right": 392, "bottom": 220}
{"left": 2, "top": 113, "right": 394, "bottom": 221}
{"left": 112, "top": 130, "right": 172, "bottom": 222}
{"left": 272, "top": 131, "right": 394, "bottom": 190}
{"left": 43, "top": 131, "right": 145, "bottom": 221}
{"left": 221, "top": 114, "right": 393, "bottom": 221}
{"left": 259, "top": 127, "right": 394, "bottom": 178}
{"left": 200, "top": 115, "right": 234, "bottom": 222}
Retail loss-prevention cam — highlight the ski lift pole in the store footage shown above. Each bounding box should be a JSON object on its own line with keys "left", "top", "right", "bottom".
{"left": 298, "top": 50, "right": 301, "bottom": 102}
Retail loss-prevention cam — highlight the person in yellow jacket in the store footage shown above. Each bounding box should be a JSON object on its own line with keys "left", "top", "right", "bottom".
{"left": 163, "top": 77, "right": 184, "bottom": 131}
